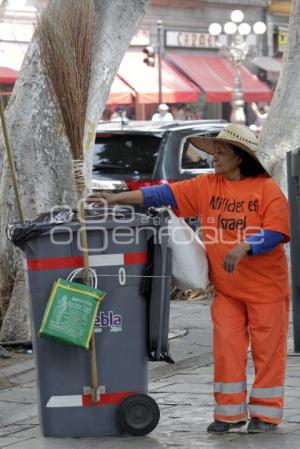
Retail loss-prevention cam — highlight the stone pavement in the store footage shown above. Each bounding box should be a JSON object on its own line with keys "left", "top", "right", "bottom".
{"left": 1, "top": 298, "right": 300, "bottom": 449}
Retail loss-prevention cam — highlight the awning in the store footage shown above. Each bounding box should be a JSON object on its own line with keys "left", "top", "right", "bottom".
{"left": 0, "top": 66, "right": 18, "bottom": 84}
{"left": 0, "top": 41, "right": 135, "bottom": 104}
{"left": 166, "top": 53, "right": 273, "bottom": 103}
{"left": 250, "top": 56, "right": 282, "bottom": 73}
{"left": 117, "top": 51, "right": 200, "bottom": 104}
{"left": 107, "top": 76, "right": 135, "bottom": 105}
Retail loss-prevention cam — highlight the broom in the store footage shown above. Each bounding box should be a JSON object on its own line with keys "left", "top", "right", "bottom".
{"left": 36, "top": 0, "right": 99, "bottom": 401}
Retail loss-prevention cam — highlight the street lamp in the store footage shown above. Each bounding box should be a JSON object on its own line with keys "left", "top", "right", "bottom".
{"left": 209, "top": 10, "right": 266, "bottom": 124}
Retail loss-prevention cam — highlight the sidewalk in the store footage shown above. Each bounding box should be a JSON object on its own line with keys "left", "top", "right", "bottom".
{"left": 149, "top": 298, "right": 213, "bottom": 379}
{"left": 0, "top": 298, "right": 300, "bottom": 449}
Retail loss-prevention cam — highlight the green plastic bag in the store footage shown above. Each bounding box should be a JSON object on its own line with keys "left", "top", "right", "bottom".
{"left": 39, "top": 277, "right": 105, "bottom": 349}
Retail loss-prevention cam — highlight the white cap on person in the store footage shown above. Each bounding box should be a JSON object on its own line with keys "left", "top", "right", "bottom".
{"left": 158, "top": 103, "right": 169, "bottom": 112}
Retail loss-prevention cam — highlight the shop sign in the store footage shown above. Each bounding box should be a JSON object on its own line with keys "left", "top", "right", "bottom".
{"left": 269, "top": 1, "right": 291, "bottom": 15}
{"left": 278, "top": 27, "right": 288, "bottom": 51}
{"left": 165, "top": 30, "right": 219, "bottom": 48}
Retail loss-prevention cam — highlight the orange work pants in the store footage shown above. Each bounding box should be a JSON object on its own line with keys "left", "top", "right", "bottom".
{"left": 211, "top": 292, "right": 289, "bottom": 424}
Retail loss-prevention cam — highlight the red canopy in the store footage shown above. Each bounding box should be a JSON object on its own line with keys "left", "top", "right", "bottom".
{"left": 0, "top": 66, "right": 18, "bottom": 84}
{"left": 166, "top": 54, "right": 273, "bottom": 103}
{"left": 107, "top": 76, "right": 134, "bottom": 105}
{"left": 118, "top": 52, "right": 200, "bottom": 104}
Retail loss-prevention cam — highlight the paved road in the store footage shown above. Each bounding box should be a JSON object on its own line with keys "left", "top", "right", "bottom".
{"left": 1, "top": 299, "right": 300, "bottom": 449}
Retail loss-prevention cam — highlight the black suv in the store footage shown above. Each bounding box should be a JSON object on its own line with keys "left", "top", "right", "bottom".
{"left": 92, "top": 120, "right": 227, "bottom": 192}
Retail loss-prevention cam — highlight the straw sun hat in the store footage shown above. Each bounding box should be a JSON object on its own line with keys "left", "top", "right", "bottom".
{"left": 190, "top": 123, "right": 259, "bottom": 158}
{"left": 190, "top": 123, "right": 269, "bottom": 175}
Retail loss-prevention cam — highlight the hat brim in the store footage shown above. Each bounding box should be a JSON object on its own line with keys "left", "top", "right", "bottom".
{"left": 190, "top": 136, "right": 258, "bottom": 159}
{"left": 190, "top": 136, "right": 270, "bottom": 176}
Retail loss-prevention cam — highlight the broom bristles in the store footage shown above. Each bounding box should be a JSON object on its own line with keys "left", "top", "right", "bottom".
{"left": 36, "top": 0, "right": 94, "bottom": 162}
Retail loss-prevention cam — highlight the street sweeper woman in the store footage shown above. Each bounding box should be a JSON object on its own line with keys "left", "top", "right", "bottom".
{"left": 87, "top": 123, "right": 290, "bottom": 434}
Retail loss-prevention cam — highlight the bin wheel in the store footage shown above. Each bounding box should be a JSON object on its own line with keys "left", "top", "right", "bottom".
{"left": 118, "top": 393, "right": 160, "bottom": 436}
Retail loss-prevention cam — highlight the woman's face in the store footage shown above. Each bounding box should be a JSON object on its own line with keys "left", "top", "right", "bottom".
{"left": 212, "top": 142, "right": 242, "bottom": 175}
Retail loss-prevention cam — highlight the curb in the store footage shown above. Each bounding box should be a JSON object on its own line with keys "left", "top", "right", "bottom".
{"left": 149, "top": 351, "right": 213, "bottom": 380}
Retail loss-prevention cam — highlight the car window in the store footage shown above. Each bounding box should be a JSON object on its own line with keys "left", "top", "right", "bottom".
{"left": 93, "top": 134, "right": 161, "bottom": 176}
{"left": 181, "top": 140, "right": 213, "bottom": 170}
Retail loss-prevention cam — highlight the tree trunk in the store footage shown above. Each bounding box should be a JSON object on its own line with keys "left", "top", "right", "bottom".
{"left": 258, "top": 0, "right": 300, "bottom": 194}
{"left": 0, "top": 0, "right": 149, "bottom": 342}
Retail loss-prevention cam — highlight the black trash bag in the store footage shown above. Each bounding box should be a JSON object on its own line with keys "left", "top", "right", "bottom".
{"left": 7, "top": 208, "right": 75, "bottom": 250}
{"left": 7, "top": 205, "right": 143, "bottom": 250}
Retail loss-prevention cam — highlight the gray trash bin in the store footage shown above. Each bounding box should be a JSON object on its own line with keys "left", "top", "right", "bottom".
{"left": 287, "top": 149, "right": 300, "bottom": 351}
{"left": 8, "top": 207, "right": 172, "bottom": 437}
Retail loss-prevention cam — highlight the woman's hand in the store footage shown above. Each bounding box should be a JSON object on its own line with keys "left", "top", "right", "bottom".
{"left": 86, "top": 192, "right": 119, "bottom": 206}
{"left": 223, "top": 242, "right": 251, "bottom": 274}
{"left": 86, "top": 190, "right": 144, "bottom": 206}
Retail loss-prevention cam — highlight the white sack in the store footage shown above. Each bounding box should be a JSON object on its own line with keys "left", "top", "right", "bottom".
{"left": 167, "top": 209, "right": 209, "bottom": 290}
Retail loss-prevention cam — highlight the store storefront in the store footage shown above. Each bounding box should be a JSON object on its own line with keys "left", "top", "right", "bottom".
{"left": 117, "top": 51, "right": 200, "bottom": 120}
{"left": 165, "top": 50, "right": 272, "bottom": 121}
{"left": 1, "top": 0, "right": 289, "bottom": 121}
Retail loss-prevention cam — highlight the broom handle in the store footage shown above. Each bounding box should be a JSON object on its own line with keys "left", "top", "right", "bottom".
{"left": 0, "top": 95, "right": 24, "bottom": 224}
{"left": 77, "top": 189, "right": 99, "bottom": 402}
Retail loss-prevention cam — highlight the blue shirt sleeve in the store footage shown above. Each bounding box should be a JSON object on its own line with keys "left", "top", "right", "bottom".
{"left": 140, "top": 184, "right": 178, "bottom": 208}
{"left": 246, "top": 230, "right": 285, "bottom": 256}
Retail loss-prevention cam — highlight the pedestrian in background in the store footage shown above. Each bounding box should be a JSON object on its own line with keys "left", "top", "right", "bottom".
{"left": 151, "top": 103, "right": 173, "bottom": 122}
{"left": 110, "top": 106, "right": 128, "bottom": 122}
{"left": 87, "top": 123, "right": 290, "bottom": 434}
{"left": 174, "top": 104, "right": 186, "bottom": 120}
{"left": 249, "top": 102, "right": 269, "bottom": 134}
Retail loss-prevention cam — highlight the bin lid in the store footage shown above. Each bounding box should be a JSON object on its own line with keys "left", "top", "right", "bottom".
{"left": 7, "top": 207, "right": 158, "bottom": 250}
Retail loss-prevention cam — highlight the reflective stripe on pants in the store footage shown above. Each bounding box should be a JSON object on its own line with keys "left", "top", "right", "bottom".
{"left": 249, "top": 405, "right": 283, "bottom": 420}
{"left": 214, "top": 381, "right": 247, "bottom": 394}
{"left": 250, "top": 386, "right": 284, "bottom": 399}
{"left": 211, "top": 292, "right": 289, "bottom": 424}
{"left": 215, "top": 403, "right": 247, "bottom": 418}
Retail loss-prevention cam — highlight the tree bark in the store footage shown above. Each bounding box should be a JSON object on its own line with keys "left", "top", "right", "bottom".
{"left": 258, "top": 0, "right": 300, "bottom": 194}
{"left": 0, "top": 0, "right": 149, "bottom": 342}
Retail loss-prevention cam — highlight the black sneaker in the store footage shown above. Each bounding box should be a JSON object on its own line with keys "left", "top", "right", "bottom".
{"left": 247, "top": 418, "right": 278, "bottom": 433}
{"left": 207, "top": 420, "right": 247, "bottom": 434}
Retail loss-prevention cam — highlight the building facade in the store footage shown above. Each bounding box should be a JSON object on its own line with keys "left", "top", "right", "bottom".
{"left": 0, "top": 0, "right": 292, "bottom": 120}
{"left": 128, "top": 0, "right": 290, "bottom": 120}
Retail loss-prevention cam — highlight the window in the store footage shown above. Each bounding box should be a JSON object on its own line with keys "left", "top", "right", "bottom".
{"left": 181, "top": 139, "right": 213, "bottom": 170}
{"left": 93, "top": 134, "right": 161, "bottom": 176}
